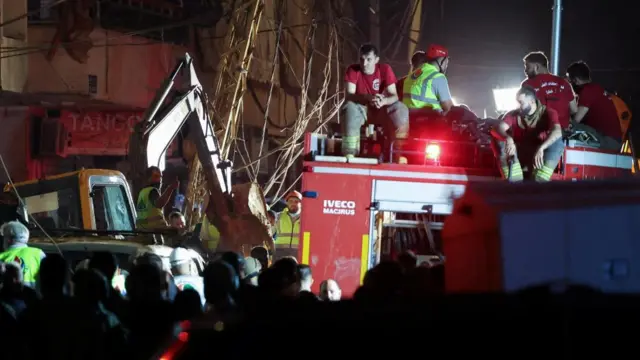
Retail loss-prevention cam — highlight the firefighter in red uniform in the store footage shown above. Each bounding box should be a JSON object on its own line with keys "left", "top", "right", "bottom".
{"left": 492, "top": 86, "right": 564, "bottom": 182}
{"left": 521, "top": 51, "right": 576, "bottom": 130}
{"left": 565, "top": 61, "right": 622, "bottom": 151}
{"left": 342, "top": 43, "right": 409, "bottom": 159}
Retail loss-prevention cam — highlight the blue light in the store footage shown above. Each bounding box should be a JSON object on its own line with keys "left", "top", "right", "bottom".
{"left": 302, "top": 191, "right": 318, "bottom": 199}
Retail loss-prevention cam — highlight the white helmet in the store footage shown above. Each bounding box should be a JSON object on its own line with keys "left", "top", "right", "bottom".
{"left": 169, "top": 247, "right": 192, "bottom": 267}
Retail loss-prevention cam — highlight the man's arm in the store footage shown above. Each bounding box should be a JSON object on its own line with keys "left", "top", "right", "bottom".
{"left": 380, "top": 83, "right": 399, "bottom": 105}
{"left": 493, "top": 121, "right": 512, "bottom": 141}
{"left": 572, "top": 84, "right": 593, "bottom": 123}
{"left": 378, "top": 64, "right": 399, "bottom": 105}
{"left": 569, "top": 98, "right": 579, "bottom": 115}
{"left": 149, "top": 187, "right": 176, "bottom": 209}
{"left": 572, "top": 106, "right": 589, "bottom": 123}
{"left": 540, "top": 124, "right": 563, "bottom": 150}
{"left": 431, "top": 76, "right": 454, "bottom": 112}
{"left": 345, "top": 82, "right": 373, "bottom": 105}
{"left": 563, "top": 79, "right": 578, "bottom": 115}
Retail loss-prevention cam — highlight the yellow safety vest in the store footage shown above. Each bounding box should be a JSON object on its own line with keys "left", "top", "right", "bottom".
{"left": 136, "top": 186, "right": 167, "bottom": 229}
{"left": 275, "top": 209, "right": 300, "bottom": 248}
{"left": 200, "top": 217, "right": 221, "bottom": 251}
{"left": 402, "top": 63, "right": 444, "bottom": 111}
{"left": 0, "top": 247, "right": 43, "bottom": 285}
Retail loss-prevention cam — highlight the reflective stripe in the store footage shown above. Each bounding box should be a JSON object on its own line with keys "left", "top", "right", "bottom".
{"left": 407, "top": 94, "right": 440, "bottom": 104}
{"left": 404, "top": 71, "right": 441, "bottom": 103}
{"left": 275, "top": 211, "right": 300, "bottom": 246}
{"left": 501, "top": 162, "right": 524, "bottom": 181}
{"left": 402, "top": 63, "right": 443, "bottom": 110}
{"left": 564, "top": 149, "right": 632, "bottom": 169}
{"left": 311, "top": 166, "right": 497, "bottom": 182}
{"left": 532, "top": 166, "right": 555, "bottom": 181}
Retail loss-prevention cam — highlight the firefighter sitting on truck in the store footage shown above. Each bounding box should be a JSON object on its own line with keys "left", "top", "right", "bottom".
{"left": 521, "top": 51, "right": 576, "bottom": 131}
{"left": 136, "top": 166, "right": 179, "bottom": 229}
{"left": 402, "top": 44, "right": 455, "bottom": 115}
{"left": 342, "top": 43, "right": 409, "bottom": 159}
{"left": 274, "top": 191, "right": 302, "bottom": 258}
{"left": 565, "top": 61, "right": 623, "bottom": 151}
{"left": 396, "top": 50, "right": 427, "bottom": 101}
{"left": 492, "top": 86, "right": 564, "bottom": 182}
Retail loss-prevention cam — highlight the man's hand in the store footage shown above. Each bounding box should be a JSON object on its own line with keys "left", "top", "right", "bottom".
{"left": 371, "top": 94, "right": 386, "bottom": 109}
{"left": 533, "top": 147, "right": 545, "bottom": 169}
{"left": 505, "top": 138, "right": 516, "bottom": 156}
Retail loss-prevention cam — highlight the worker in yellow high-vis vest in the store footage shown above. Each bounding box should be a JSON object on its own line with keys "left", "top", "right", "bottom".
{"left": 402, "top": 44, "right": 455, "bottom": 114}
{"left": 0, "top": 221, "right": 45, "bottom": 288}
{"left": 200, "top": 216, "right": 221, "bottom": 253}
{"left": 136, "top": 166, "right": 179, "bottom": 230}
{"left": 275, "top": 191, "right": 302, "bottom": 259}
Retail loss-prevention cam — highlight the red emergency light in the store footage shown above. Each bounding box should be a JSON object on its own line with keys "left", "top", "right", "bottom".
{"left": 425, "top": 143, "right": 441, "bottom": 160}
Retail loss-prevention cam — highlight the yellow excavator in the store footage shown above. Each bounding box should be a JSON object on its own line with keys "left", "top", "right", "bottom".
{"left": 2, "top": 54, "right": 274, "bottom": 258}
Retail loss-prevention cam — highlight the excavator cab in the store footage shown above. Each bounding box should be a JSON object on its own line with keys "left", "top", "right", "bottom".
{"left": 3, "top": 169, "right": 137, "bottom": 233}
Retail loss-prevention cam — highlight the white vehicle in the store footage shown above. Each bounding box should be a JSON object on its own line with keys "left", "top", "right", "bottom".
{"left": 29, "top": 239, "right": 205, "bottom": 274}
{"left": 442, "top": 178, "right": 640, "bottom": 293}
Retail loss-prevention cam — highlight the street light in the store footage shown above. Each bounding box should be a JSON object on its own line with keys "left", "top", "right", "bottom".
{"left": 492, "top": 87, "right": 519, "bottom": 112}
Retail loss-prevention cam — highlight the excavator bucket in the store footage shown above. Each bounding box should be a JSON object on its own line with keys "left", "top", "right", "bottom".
{"left": 206, "top": 181, "right": 275, "bottom": 256}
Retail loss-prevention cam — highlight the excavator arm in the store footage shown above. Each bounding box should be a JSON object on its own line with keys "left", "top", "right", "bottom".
{"left": 129, "top": 53, "right": 274, "bottom": 253}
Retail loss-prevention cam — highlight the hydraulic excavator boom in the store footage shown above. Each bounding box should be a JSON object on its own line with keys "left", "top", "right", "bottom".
{"left": 128, "top": 53, "right": 274, "bottom": 253}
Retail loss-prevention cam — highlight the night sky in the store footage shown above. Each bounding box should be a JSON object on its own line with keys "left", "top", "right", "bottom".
{"left": 353, "top": 0, "right": 639, "bottom": 116}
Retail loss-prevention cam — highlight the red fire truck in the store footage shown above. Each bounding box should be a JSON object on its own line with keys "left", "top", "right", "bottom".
{"left": 298, "top": 115, "right": 634, "bottom": 296}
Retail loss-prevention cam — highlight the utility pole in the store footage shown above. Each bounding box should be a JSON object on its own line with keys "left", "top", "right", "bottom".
{"left": 369, "top": 0, "right": 380, "bottom": 48}
{"left": 550, "top": 0, "right": 562, "bottom": 75}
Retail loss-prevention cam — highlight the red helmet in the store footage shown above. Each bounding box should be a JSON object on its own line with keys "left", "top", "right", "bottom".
{"left": 426, "top": 44, "right": 448, "bottom": 60}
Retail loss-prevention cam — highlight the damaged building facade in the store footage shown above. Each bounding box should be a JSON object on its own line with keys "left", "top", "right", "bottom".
{"left": 0, "top": 0, "right": 361, "bottom": 195}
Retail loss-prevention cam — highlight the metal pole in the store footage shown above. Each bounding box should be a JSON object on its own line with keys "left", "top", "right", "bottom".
{"left": 550, "top": 0, "right": 562, "bottom": 75}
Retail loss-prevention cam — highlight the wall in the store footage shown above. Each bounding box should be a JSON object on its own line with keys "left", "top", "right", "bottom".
{"left": 1, "top": 0, "right": 29, "bottom": 92}
{"left": 0, "top": 107, "right": 29, "bottom": 183}
{"left": 24, "top": 26, "right": 188, "bottom": 108}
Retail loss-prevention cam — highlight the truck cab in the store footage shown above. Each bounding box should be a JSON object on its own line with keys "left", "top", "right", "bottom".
{"left": 3, "top": 169, "right": 137, "bottom": 233}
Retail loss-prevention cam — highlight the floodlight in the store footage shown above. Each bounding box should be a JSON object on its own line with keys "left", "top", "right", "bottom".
{"left": 492, "top": 87, "right": 520, "bottom": 112}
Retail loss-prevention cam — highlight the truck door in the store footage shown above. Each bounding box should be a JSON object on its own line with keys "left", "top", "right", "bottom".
{"left": 300, "top": 169, "right": 373, "bottom": 296}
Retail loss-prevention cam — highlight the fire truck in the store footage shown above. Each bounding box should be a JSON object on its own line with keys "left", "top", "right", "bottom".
{"left": 298, "top": 113, "right": 634, "bottom": 296}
